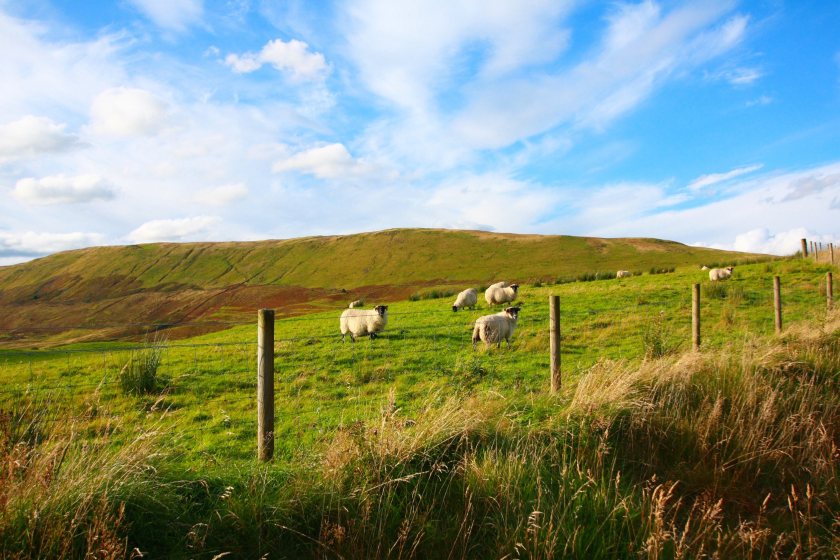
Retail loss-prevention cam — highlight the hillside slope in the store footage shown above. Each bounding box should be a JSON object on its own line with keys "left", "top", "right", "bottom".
{"left": 0, "top": 228, "right": 758, "bottom": 344}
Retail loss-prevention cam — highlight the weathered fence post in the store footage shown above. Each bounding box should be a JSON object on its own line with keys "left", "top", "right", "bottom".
{"left": 773, "top": 276, "right": 782, "bottom": 334}
{"left": 831, "top": 243, "right": 835, "bottom": 265}
{"left": 801, "top": 238, "right": 808, "bottom": 258}
{"left": 257, "top": 308, "right": 275, "bottom": 461}
{"left": 692, "top": 284, "right": 701, "bottom": 351}
{"left": 828, "top": 272, "right": 834, "bottom": 310}
{"left": 549, "top": 295, "right": 561, "bottom": 393}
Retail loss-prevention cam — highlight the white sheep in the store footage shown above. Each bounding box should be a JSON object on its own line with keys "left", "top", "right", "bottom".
{"left": 485, "top": 282, "right": 519, "bottom": 306}
{"left": 452, "top": 288, "right": 478, "bottom": 312}
{"left": 709, "top": 266, "right": 734, "bottom": 281}
{"left": 617, "top": 270, "right": 632, "bottom": 278}
{"left": 348, "top": 299, "right": 364, "bottom": 308}
{"left": 700, "top": 265, "right": 709, "bottom": 270}
{"left": 472, "top": 306, "right": 521, "bottom": 349}
{"left": 340, "top": 305, "right": 388, "bottom": 342}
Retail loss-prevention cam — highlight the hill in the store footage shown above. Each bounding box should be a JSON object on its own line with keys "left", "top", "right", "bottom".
{"left": 0, "top": 228, "right": 759, "bottom": 345}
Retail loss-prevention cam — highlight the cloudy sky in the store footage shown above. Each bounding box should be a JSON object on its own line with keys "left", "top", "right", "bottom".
{"left": 1, "top": 0, "right": 839, "bottom": 265}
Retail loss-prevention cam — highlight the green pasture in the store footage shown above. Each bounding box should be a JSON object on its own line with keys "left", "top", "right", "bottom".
{"left": 0, "top": 258, "right": 833, "bottom": 470}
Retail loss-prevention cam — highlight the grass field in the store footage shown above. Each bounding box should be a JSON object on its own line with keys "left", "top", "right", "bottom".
{"left": 1, "top": 257, "right": 837, "bottom": 558}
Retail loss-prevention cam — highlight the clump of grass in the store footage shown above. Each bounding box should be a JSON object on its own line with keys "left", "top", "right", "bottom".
{"left": 648, "top": 266, "right": 676, "bottom": 275}
{"left": 702, "top": 282, "right": 728, "bottom": 299}
{"left": 408, "top": 287, "right": 458, "bottom": 301}
{"left": 641, "top": 311, "right": 676, "bottom": 359}
{"left": 119, "top": 335, "right": 166, "bottom": 395}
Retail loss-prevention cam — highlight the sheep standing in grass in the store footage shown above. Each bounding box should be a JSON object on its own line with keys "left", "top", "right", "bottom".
{"left": 340, "top": 305, "right": 388, "bottom": 342}
{"left": 617, "top": 270, "right": 632, "bottom": 278}
{"left": 485, "top": 282, "right": 519, "bottom": 306}
{"left": 709, "top": 266, "right": 734, "bottom": 281}
{"left": 701, "top": 265, "right": 709, "bottom": 271}
{"left": 452, "top": 288, "right": 478, "bottom": 312}
{"left": 348, "top": 299, "right": 364, "bottom": 308}
{"left": 472, "top": 307, "right": 521, "bottom": 349}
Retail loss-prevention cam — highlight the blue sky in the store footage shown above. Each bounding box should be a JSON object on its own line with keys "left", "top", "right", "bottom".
{"left": 1, "top": 0, "right": 839, "bottom": 265}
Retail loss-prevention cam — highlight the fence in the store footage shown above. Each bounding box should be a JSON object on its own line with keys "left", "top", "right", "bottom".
{"left": 0, "top": 266, "right": 836, "bottom": 463}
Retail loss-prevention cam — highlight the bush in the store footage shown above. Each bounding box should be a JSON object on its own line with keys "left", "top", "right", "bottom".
{"left": 409, "top": 288, "right": 458, "bottom": 302}
{"left": 119, "top": 336, "right": 166, "bottom": 395}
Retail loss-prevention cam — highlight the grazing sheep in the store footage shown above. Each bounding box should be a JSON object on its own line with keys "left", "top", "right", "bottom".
{"left": 485, "top": 282, "right": 519, "bottom": 306}
{"left": 617, "top": 270, "right": 632, "bottom": 278}
{"left": 709, "top": 266, "right": 734, "bottom": 281}
{"left": 348, "top": 299, "right": 364, "bottom": 308}
{"left": 340, "top": 305, "right": 388, "bottom": 342}
{"left": 472, "top": 307, "right": 521, "bottom": 349}
{"left": 452, "top": 288, "right": 478, "bottom": 312}
{"left": 700, "top": 265, "right": 709, "bottom": 270}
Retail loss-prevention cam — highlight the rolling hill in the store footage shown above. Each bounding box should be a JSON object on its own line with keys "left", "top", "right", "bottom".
{"left": 0, "top": 228, "right": 760, "bottom": 345}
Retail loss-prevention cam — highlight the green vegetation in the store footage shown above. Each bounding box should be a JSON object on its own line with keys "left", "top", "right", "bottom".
{"left": 0, "top": 257, "right": 837, "bottom": 558}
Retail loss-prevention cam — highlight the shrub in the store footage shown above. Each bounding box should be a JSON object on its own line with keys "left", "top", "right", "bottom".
{"left": 409, "top": 287, "right": 457, "bottom": 301}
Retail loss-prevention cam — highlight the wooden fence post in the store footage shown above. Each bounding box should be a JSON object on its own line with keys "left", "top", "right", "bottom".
{"left": 773, "top": 276, "right": 782, "bottom": 334}
{"left": 801, "top": 238, "right": 808, "bottom": 258}
{"left": 257, "top": 308, "right": 275, "bottom": 461}
{"left": 828, "top": 272, "right": 834, "bottom": 310}
{"left": 831, "top": 243, "right": 835, "bottom": 265}
{"left": 549, "top": 295, "right": 561, "bottom": 393}
{"left": 692, "top": 283, "right": 701, "bottom": 351}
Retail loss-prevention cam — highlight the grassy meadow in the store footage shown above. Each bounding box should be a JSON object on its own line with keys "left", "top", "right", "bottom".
{"left": 1, "top": 257, "right": 838, "bottom": 558}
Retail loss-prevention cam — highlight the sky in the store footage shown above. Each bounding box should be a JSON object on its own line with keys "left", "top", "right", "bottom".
{"left": 1, "top": 0, "right": 839, "bottom": 266}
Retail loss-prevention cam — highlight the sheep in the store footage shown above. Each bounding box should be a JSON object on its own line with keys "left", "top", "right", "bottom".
{"left": 348, "top": 299, "right": 364, "bottom": 308}
{"left": 472, "top": 307, "right": 521, "bottom": 349}
{"left": 700, "top": 265, "right": 709, "bottom": 271}
{"left": 340, "top": 305, "right": 388, "bottom": 342}
{"left": 709, "top": 266, "right": 734, "bottom": 281}
{"left": 485, "top": 282, "right": 519, "bottom": 306}
{"left": 617, "top": 270, "right": 632, "bottom": 278}
{"left": 452, "top": 288, "right": 478, "bottom": 312}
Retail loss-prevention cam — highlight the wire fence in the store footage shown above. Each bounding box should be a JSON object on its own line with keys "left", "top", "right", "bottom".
{"left": 0, "top": 268, "right": 835, "bottom": 462}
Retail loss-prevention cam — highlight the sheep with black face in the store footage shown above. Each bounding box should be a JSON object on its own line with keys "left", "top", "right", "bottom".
{"left": 340, "top": 305, "right": 388, "bottom": 342}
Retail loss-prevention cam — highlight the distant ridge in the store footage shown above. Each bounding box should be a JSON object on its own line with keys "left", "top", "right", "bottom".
{"left": 0, "top": 228, "right": 758, "bottom": 345}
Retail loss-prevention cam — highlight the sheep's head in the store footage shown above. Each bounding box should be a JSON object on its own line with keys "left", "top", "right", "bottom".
{"left": 375, "top": 305, "right": 388, "bottom": 317}
{"left": 726, "top": 266, "right": 734, "bottom": 273}
{"left": 504, "top": 306, "right": 521, "bottom": 320}
{"left": 510, "top": 283, "right": 519, "bottom": 293}
{"left": 452, "top": 305, "right": 459, "bottom": 312}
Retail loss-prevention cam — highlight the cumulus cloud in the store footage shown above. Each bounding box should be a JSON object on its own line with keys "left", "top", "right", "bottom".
{"left": 687, "top": 164, "right": 763, "bottom": 191}
{"left": 272, "top": 143, "right": 375, "bottom": 179}
{"left": 0, "top": 230, "right": 106, "bottom": 257}
{"left": 90, "top": 87, "right": 168, "bottom": 137}
{"left": 194, "top": 183, "right": 249, "bottom": 206}
{"left": 12, "top": 174, "right": 115, "bottom": 205}
{"left": 0, "top": 115, "right": 80, "bottom": 162}
{"left": 728, "top": 227, "right": 816, "bottom": 255}
{"left": 127, "top": 216, "right": 220, "bottom": 243}
{"left": 225, "top": 39, "right": 329, "bottom": 81}
{"left": 127, "top": 0, "right": 203, "bottom": 32}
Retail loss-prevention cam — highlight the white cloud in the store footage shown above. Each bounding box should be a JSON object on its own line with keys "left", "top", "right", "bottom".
{"left": 746, "top": 95, "right": 773, "bottom": 107}
{"left": 127, "top": 0, "right": 203, "bottom": 32}
{"left": 90, "top": 87, "right": 168, "bottom": 137}
{"left": 272, "top": 143, "right": 376, "bottom": 179}
{"left": 194, "top": 183, "right": 249, "bottom": 206}
{"left": 728, "top": 227, "right": 815, "bottom": 255}
{"left": 687, "top": 164, "right": 763, "bottom": 191}
{"left": 127, "top": 216, "right": 221, "bottom": 243}
{"left": 0, "top": 115, "right": 80, "bottom": 162}
{"left": 225, "top": 38, "right": 329, "bottom": 81}
{"left": 0, "top": 230, "right": 106, "bottom": 257}
{"left": 12, "top": 174, "right": 115, "bottom": 205}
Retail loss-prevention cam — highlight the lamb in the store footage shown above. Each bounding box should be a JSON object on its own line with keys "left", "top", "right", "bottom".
{"left": 348, "top": 299, "right": 364, "bottom": 308}
{"left": 617, "top": 270, "right": 632, "bottom": 278}
{"left": 472, "top": 307, "right": 521, "bottom": 349}
{"left": 340, "top": 305, "right": 388, "bottom": 342}
{"left": 484, "top": 282, "right": 519, "bottom": 306}
{"left": 709, "top": 266, "right": 734, "bottom": 281}
{"left": 452, "top": 288, "right": 478, "bottom": 312}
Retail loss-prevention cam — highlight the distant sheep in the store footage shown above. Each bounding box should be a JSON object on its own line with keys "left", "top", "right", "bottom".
{"left": 701, "top": 266, "right": 709, "bottom": 271}
{"left": 709, "top": 266, "right": 734, "bottom": 281}
{"left": 485, "top": 282, "right": 519, "bottom": 306}
{"left": 452, "top": 288, "right": 478, "bottom": 312}
{"left": 340, "top": 305, "right": 388, "bottom": 342}
{"left": 348, "top": 299, "right": 364, "bottom": 308}
{"left": 617, "top": 270, "right": 632, "bottom": 278}
{"left": 472, "top": 307, "right": 521, "bottom": 349}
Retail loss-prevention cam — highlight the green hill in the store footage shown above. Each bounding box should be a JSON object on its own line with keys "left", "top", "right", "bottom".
{"left": 0, "top": 228, "right": 760, "bottom": 345}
